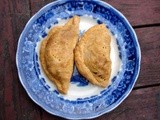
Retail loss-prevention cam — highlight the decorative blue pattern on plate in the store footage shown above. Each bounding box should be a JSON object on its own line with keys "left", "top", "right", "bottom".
{"left": 16, "top": 0, "right": 141, "bottom": 119}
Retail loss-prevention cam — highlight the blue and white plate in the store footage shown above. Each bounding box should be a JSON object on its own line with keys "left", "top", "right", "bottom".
{"left": 16, "top": 0, "right": 141, "bottom": 119}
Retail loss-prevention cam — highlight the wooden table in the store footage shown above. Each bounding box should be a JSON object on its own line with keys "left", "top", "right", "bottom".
{"left": 0, "top": 0, "right": 160, "bottom": 120}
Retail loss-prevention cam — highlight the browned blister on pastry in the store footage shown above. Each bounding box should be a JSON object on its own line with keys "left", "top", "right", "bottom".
{"left": 40, "top": 16, "right": 80, "bottom": 94}
{"left": 75, "top": 24, "right": 111, "bottom": 87}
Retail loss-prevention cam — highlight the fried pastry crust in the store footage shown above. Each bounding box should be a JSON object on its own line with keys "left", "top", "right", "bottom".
{"left": 75, "top": 24, "right": 111, "bottom": 87}
{"left": 40, "top": 16, "right": 80, "bottom": 94}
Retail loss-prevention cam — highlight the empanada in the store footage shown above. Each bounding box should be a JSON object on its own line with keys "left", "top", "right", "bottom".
{"left": 40, "top": 26, "right": 62, "bottom": 91}
{"left": 75, "top": 24, "right": 111, "bottom": 87}
{"left": 40, "top": 16, "right": 80, "bottom": 94}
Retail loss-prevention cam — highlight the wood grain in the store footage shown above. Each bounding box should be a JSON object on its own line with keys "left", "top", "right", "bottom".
{"left": 95, "top": 86, "right": 160, "bottom": 120}
{"left": 106, "top": 0, "right": 160, "bottom": 26}
{"left": 0, "top": 14, "right": 17, "bottom": 120}
{"left": 0, "top": 0, "right": 41, "bottom": 120}
{"left": 135, "top": 27, "right": 160, "bottom": 88}
{"left": 0, "top": 0, "right": 30, "bottom": 14}
{"left": 29, "top": 0, "right": 54, "bottom": 16}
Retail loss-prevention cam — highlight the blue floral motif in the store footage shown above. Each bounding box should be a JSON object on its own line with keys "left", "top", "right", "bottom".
{"left": 45, "top": 10, "right": 54, "bottom": 19}
{"left": 83, "top": 3, "right": 93, "bottom": 11}
{"left": 16, "top": 0, "right": 141, "bottom": 119}
{"left": 31, "top": 80, "right": 43, "bottom": 94}
{"left": 105, "top": 95, "right": 115, "bottom": 105}
{"left": 37, "top": 15, "right": 46, "bottom": 25}
{"left": 62, "top": 103, "right": 74, "bottom": 113}
{"left": 126, "top": 60, "right": 135, "bottom": 71}
{"left": 93, "top": 98, "right": 106, "bottom": 111}
{"left": 23, "top": 40, "right": 34, "bottom": 52}
{"left": 32, "top": 23, "right": 43, "bottom": 33}
{"left": 71, "top": 74, "right": 89, "bottom": 86}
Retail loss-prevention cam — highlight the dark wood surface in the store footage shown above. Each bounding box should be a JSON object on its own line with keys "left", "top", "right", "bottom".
{"left": 0, "top": 0, "right": 160, "bottom": 120}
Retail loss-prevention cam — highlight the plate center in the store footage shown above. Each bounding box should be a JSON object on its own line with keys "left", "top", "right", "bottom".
{"left": 36, "top": 15, "right": 122, "bottom": 100}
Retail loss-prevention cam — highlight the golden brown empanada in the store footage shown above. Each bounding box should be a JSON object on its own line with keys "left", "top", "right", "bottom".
{"left": 75, "top": 24, "right": 111, "bottom": 87}
{"left": 40, "top": 16, "right": 80, "bottom": 94}
{"left": 40, "top": 26, "right": 61, "bottom": 91}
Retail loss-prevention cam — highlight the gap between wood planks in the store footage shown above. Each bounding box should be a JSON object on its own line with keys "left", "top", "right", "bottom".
{"left": 133, "top": 26, "right": 160, "bottom": 90}
{"left": 133, "top": 23, "right": 160, "bottom": 29}
{"left": 28, "top": 0, "right": 32, "bottom": 17}
{"left": 134, "top": 83, "right": 160, "bottom": 90}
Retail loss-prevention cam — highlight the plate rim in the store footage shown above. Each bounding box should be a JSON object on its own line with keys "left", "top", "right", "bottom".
{"left": 16, "top": 0, "right": 141, "bottom": 119}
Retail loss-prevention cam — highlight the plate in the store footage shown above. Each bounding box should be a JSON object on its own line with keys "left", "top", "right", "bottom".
{"left": 16, "top": 0, "right": 141, "bottom": 119}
